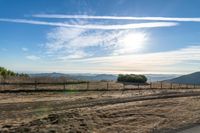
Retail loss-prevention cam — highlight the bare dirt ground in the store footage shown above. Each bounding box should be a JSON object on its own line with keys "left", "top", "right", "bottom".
{"left": 1, "top": 89, "right": 200, "bottom": 133}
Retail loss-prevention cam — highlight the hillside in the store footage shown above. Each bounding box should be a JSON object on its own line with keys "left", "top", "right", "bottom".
{"left": 73, "top": 74, "right": 118, "bottom": 81}
{"left": 29, "top": 72, "right": 71, "bottom": 78}
{"left": 166, "top": 72, "right": 200, "bottom": 85}
{"left": 29, "top": 73, "right": 117, "bottom": 81}
{"left": 29, "top": 73, "right": 179, "bottom": 82}
{"left": 145, "top": 74, "right": 179, "bottom": 82}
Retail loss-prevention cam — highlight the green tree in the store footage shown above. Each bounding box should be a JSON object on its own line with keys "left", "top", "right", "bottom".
{"left": 0, "top": 66, "right": 29, "bottom": 79}
{"left": 117, "top": 74, "right": 147, "bottom": 83}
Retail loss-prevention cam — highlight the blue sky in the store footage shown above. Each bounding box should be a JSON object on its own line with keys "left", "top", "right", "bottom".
{"left": 1, "top": 0, "right": 200, "bottom": 74}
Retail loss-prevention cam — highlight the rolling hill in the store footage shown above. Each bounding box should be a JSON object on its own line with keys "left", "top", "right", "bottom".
{"left": 29, "top": 73, "right": 118, "bottom": 81}
{"left": 29, "top": 73, "right": 179, "bottom": 82}
{"left": 166, "top": 72, "right": 200, "bottom": 85}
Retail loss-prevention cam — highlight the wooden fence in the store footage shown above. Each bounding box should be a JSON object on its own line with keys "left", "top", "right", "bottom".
{"left": 0, "top": 81, "right": 200, "bottom": 93}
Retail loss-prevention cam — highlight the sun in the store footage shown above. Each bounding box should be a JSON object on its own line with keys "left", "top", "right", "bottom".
{"left": 117, "top": 31, "right": 148, "bottom": 54}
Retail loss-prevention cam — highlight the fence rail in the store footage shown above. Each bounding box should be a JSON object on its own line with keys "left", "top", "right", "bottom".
{"left": 0, "top": 81, "right": 200, "bottom": 93}
{"left": 0, "top": 81, "right": 87, "bottom": 85}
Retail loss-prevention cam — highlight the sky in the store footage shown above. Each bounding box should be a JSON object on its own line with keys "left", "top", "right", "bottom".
{"left": 0, "top": 0, "right": 200, "bottom": 74}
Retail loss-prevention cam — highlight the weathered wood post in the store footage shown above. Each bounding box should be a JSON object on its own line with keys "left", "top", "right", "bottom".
{"left": 87, "top": 82, "right": 89, "bottom": 90}
{"left": 64, "top": 81, "right": 66, "bottom": 90}
{"left": 122, "top": 83, "right": 125, "bottom": 95}
{"left": 35, "top": 80, "right": 37, "bottom": 90}
{"left": 161, "top": 82, "right": 163, "bottom": 89}
{"left": 170, "top": 83, "right": 173, "bottom": 89}
{"left": 107, "top": 82, "right": 109, "bottom": 90}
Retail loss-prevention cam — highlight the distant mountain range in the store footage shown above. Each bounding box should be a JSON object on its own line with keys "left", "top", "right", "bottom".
{"left": 29, "top": 73, "right": 118, "bottom": 81}
{"left": 29, "top": 72, "right": 179, "bottom": 82}
{"left": 166, "top": 72, "right": 200, "bottom": 85}
{"left": 29, "top": 71, "right": 200, "bottom": 84}
{"left": 29, "top": 73, "right": 69, "bottom": 78}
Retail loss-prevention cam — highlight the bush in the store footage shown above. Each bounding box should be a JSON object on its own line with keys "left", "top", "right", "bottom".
{"left": 0, "top": 66, "right": 29, "bottom": 79}
{"left": 117, "top": 74, "right": 147, "bottom": 83}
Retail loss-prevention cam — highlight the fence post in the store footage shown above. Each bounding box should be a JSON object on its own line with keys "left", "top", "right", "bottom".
{"left": 35, "top": 80, "right": 37, "bottom": 90}
{"left": 87, "top": 82, "right": 89, "bottom": 90}
{"left": 170, "top": 83, "right": 173, "bottom": 89}
{"left": 107, "top": 82, "right": 109, "bottom": 90}
{"left": 64, "top": 81, "right": 66, "bottom": 90}
{"left": 161, "top": 82, "right": 163, "bottom": 89}
{"left": 3, "top": 79, "right": 5, "bottom": 90}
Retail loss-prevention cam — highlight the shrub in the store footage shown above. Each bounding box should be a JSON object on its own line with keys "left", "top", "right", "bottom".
{"left": 117, "top": 74, "right": 147, "bottom": 83}
{"left": 0, "top": 66, "right": 29, "bottom": 79}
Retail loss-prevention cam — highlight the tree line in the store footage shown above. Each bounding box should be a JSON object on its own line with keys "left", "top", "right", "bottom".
{"left": 117, "top": 74, "right": 147, "bottom": 83}
{"left": 0, "top": 67, "right": 29, "bottom": 79}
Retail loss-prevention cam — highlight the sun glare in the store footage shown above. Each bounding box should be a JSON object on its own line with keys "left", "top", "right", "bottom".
{"left": 117, "top": 31, "right": 147, "bottom": 54}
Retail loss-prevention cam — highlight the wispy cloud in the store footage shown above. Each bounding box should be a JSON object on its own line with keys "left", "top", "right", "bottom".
{"left": 44, "top": 27, "right": 149, "bottom": 59}
{"left": 38, "top": 45, "right": 200, "bottom": 74}
{"left": 33, "top": 14, "right": 200, "bottom": 22}
{"left": 43, "top": 26, "right": 200, "bottom": 73}
{"left": 2, "top": 15, "right": 199, "bottom": 74}
{"left": 76, "top": 46, "right": 200, "bottom": 73}
{"left": 22, "top": 47, "right": 28, "bottom": 52}
{"left": 26, "top": 55, "right": 40, "bottom": 61}
{"left": 83, "top": 45, "right": 200, "bottom": 64}
{"left": 0, "top": 18, "right": 178, "bottom": 30}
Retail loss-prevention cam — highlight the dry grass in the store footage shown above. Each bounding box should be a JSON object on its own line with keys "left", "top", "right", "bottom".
{"left": 1, "top": 89, "right": 200, "bottom": 132}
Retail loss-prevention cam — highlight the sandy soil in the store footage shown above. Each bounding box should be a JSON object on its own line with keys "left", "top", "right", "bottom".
{"left": 1, "top": 90, "right": 200, "bottom": 133}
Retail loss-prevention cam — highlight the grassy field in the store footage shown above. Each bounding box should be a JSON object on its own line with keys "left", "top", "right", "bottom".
{"left": 1, "top": 86, "right": 200, "bottom": 132}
